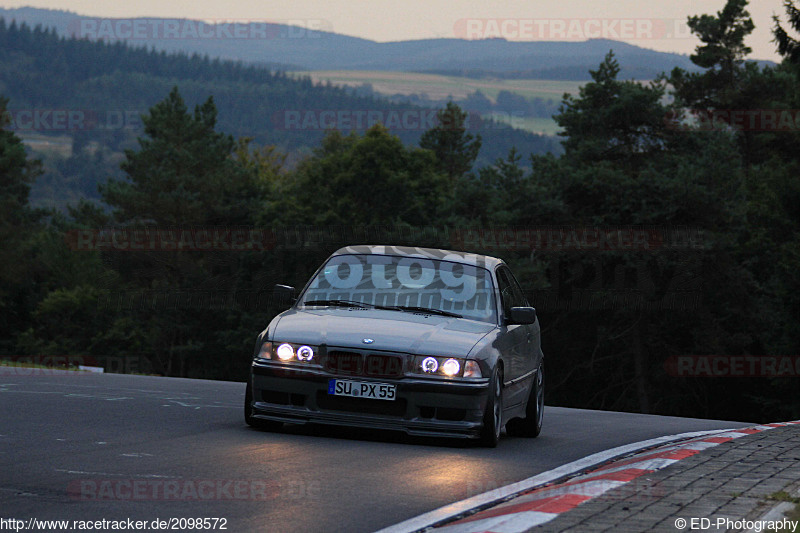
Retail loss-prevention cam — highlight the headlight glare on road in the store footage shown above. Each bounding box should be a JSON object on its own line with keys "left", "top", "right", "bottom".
{"left": 276, "top": 343, "right": 295, "bottom": 361}
{"left": 297, "top": 345, "right": 314, "bottom": 361}
{"left": 441, "top": 358, "right": 460, "bottom": 376}
{"left": 421, "top": 357, "right": 439, "bottom": 373}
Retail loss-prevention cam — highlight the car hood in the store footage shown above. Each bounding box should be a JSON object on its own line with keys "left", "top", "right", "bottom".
{"left": 271, "top": 308, "right": 496, "bottom": 357}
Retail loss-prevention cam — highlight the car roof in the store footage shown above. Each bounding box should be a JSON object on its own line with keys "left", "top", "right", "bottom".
{"left": 330, "top": 245, "right": 506, "bottom": 270}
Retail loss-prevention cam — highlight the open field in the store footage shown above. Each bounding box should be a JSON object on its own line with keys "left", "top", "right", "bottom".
{"left": 19, "top": 133, "right": 73, "bottom": 157}
{"left": 292, "top": 70, "right": 580, "bottom": 134}
{"left": 491, "top": 115, "right": 564, "bottom": 136}
{"left": 293, "top": 70, "right": 584, "bottom": 103}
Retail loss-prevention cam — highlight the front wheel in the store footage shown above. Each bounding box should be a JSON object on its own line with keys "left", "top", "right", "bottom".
{"left": 244, "top": 382, "right": 282, "bottom": 431}
{"left": 479, "top": 366, "right": 504, "bottom": 447}
{"left": 506, "top": 361, "right": 544, "bottom": 438}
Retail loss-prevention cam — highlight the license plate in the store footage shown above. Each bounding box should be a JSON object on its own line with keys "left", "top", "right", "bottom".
{"left": 328, "top": 379, "right": 396, "bottom": 401}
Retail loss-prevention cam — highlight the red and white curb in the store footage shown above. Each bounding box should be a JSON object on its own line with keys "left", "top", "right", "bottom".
{"left": 376, "top": 421, "right": 800, "bottom": 533}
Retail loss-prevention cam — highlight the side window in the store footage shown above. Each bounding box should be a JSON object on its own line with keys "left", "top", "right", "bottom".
{"left": 496, "top": 267, "right": 522, "bottom": 319}
{"left": 507, "top": 270, "right": 530, "bottom": 308}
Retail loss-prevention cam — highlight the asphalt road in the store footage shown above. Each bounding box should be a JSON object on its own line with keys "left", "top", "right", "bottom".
{"left": 0, "top": 371, "right": 751, "bottom": 532}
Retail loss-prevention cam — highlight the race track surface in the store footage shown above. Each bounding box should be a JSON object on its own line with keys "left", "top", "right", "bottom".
{"left": 0, "top": 372, "right": 750, "bottom": 532}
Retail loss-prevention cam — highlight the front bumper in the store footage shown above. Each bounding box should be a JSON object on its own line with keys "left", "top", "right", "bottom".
{"left": 250, "top": 361, "right": 491, "bottom": 438}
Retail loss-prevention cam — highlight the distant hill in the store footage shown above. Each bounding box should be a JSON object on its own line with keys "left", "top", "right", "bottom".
{"left": 0, "top": 6, "right": 738, "bottom": 80}
{"left": 0, "top": 18, "right": 558, "bottom": 209}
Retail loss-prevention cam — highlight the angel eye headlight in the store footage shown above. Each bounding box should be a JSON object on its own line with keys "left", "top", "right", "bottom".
{"left": 297, "top": 345, "right": 314, "bottom": 361}
{"left": 276, "top": 343, "right": 295, "bottom": 361}
{"left": 421, "top": 357, "right": 438, "bottom": 373}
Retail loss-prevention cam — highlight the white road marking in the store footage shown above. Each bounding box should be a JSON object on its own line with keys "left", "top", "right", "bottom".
{"left": 0, "top": 487, "right": 37, "bottom": 496}
{"left": 433, "top": 511, "right": 555, "bottom": 533}
{"left": 55, "top": 469, "right": 176, "bottom": 479}
{"left": 167, "top": 400, "right": 238, "bottom": 409}
{"left": 0, "top": 390, "right": 62, "bottom": 394}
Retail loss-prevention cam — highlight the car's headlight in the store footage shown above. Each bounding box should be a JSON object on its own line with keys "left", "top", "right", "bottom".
{"left": 255, "top": 341, "right": 318, "bottom": 364}
{"left": 421, "top": 357, "right": 439, "bottom": 373}
{"left": 412, "top": 356, "right": 482, "bottom": 378}
{"left": 296, "top": 345, "right": 315, "bottom": 361}
{"left": 441, "top": 358, "right": 461, "bottom": 376}
{"left": 276, "top": 343, "right": 295, "bottom": 361}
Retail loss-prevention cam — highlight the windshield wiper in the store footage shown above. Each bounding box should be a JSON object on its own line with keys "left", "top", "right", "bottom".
{"left": 385, "top": 306, "right": 463, "bottom": 318}
{"left": 303, "top": 299, "right": 376, "bottom": 308}
{"left": 303, "top": 300, "right": 463, "bottom": 317}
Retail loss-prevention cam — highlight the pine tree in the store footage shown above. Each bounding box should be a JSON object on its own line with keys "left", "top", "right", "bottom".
{"left": 101, "top": 86, "right": 259, "bottom": 226}
{"left": 668, "top": 0, "right": 756, "bottom": 109}
{"left": 420, "top": 102, "right": 482, "bottom": 183}
{"left": 773, "top": 0, "right": 800, "bottom": 64}
{"left": 556, "top": 51, "right": 668, "bottom": 170}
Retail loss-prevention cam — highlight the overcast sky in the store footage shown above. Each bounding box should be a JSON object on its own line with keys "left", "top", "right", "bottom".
{"left": 0, "top": 0, "right": 791, "bottom": 61}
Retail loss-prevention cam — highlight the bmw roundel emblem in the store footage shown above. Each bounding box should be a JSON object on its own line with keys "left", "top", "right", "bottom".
{"left": 362, "top": 338, "right": 374, "bottom": 344}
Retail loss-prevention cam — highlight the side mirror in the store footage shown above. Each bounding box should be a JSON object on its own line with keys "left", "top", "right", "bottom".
{"left": 273, "top": 284, "right": 296, "bottom": 307}
{"left": 508, "top": 306, "right": 536, "bottom": 325}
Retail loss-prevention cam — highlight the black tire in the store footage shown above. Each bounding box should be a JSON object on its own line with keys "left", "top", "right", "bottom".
{"left": 244, "top": 382, "right": 282, "bottom": 431}
{"left": 506, "top": 361, "right": 544, "bottom": 438}
{"left": 479, "top": 366, "right": 504, "bottom": 447}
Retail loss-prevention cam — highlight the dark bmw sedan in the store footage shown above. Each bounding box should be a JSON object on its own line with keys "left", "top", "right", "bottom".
{"left": 245, "top": 245, "right": 544, "bottom": 446}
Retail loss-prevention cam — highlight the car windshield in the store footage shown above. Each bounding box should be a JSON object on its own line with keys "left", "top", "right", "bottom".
{"left": 299, "top": 253, "right": 497, "bottom": 323}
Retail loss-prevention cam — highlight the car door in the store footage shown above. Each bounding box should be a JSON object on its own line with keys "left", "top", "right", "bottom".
{"left": 495, "top": 266, "right": 530, "bottom": 409}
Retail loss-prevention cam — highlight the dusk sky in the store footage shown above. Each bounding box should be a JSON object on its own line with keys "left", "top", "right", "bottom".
{"left": 0, "top": 0, "right": 792, "bottom": 61}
